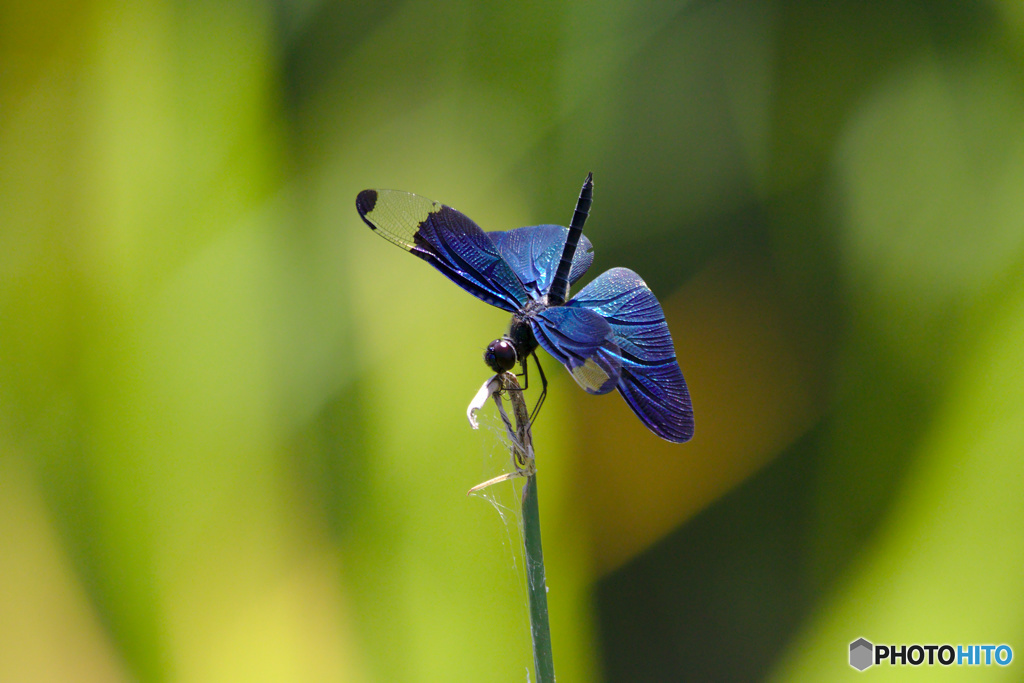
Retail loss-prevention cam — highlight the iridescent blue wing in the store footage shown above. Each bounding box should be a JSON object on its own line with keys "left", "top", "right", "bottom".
{"left": 357, "top": 190, "right": 529, "bottom": 312}
{"left": 487, "top": 225, "right": 594, "bottom": 300}
{"left": 531, "top": 307, "right": 621, "bottom": 395}
{"left": 566, "top": 267, "right": 694, "bottom": 442}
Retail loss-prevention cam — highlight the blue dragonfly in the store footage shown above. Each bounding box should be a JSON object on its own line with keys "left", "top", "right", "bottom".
{"left": 356, "top": 174, "right": 693, "bottom": 443}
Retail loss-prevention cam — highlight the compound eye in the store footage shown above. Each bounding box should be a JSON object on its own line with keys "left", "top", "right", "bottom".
{"left": 484, "top": 339, "right": 517, "bottom": 373}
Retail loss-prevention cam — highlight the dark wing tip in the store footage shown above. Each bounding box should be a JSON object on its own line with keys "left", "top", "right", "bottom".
{"left": 674, "top": 417, "right": 695, "bottom": 443}
{"left": 356, "top": 190, "right": 379, "bottom": 221}
{"left": 654, "top": 413, "right": 694, "bottom": 443}
{"left": 584, "top": 171, "right": 593, "bottom": 187}
{"left": 661, "top": 395, "right": 695, "bottom": 443}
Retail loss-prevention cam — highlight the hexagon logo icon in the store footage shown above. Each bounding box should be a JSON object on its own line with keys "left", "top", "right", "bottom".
{"left": 850, "top": 638, "right": 873, "bottom": 671}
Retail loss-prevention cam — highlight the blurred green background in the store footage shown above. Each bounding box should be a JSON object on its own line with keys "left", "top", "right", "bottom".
{"left": 3, "top": 0, "right": 1024, "bottom": 680}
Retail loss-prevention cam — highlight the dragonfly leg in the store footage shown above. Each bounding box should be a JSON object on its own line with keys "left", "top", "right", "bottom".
{"left": 527, "top": 350, "right": 547, "bottom": 426}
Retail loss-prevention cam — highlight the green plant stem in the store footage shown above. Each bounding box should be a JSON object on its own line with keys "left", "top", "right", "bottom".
{"left": 522, "top": 472, "right": 554, "bottom": 682}
{"left": 504, "top": 374, "right": 555, "bottom": 683}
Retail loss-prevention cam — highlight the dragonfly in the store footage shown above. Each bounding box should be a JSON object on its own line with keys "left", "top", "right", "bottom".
{"left": 355, "top": 174, "right": 694, "bottom": 443}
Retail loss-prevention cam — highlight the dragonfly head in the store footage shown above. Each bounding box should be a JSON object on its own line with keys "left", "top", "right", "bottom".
{"left": 484, "top": 337, "right": 517, "bottom": 374}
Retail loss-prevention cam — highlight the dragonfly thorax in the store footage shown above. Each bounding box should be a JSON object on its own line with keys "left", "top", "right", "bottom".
{"left": 510, "top": 300, "right": 546, "bottom": 355}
